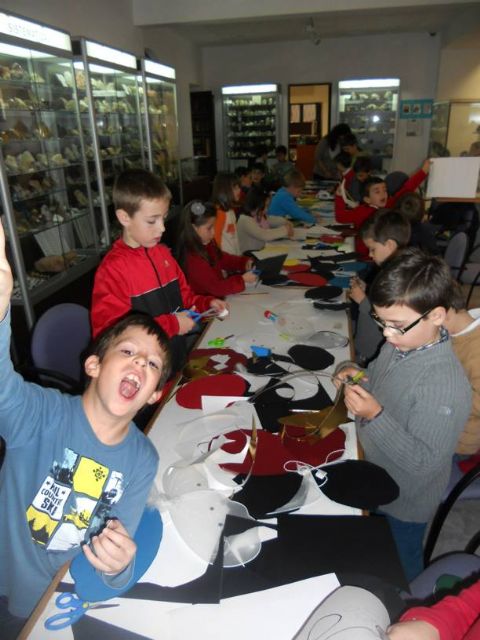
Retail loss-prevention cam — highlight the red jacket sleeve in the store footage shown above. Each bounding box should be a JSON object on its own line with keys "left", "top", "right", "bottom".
{"left": 174, "top": 257, "right": 215, "bottom": 311}
{"left": 388, "top": 169, "right": 427, "bottom": 207}
{"left": 335, "top": 196, "right": 375, "bottom": 229}
{"left": 91, "top": 259, "right": 135, "bottom": 337}
{"left": 185, "top": 252, "right": 245, "bottom": 297}
{"left": 216, "top": 250, "right": 249, "bottom": 274}
{"left": 399, "top": 580, "right": 480, "bottom": 640}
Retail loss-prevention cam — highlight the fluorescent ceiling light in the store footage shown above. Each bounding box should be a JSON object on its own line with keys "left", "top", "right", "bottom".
{"left": 0, "top": 12, "right": 71, "bottom": 52}
{"left": 222, "top": 84, "right": 278, "bottom": 95}
{"left": 339, "top": 79, "right": 400, "bottom": 89}
{"left": 85, "top": 40, "right": 136, "bottom": 70}
{"left": 0, "top": 42, "right": 54, "bottom": 59}
{"left": 145, "top": 59, "right": 175, "bottom": 80}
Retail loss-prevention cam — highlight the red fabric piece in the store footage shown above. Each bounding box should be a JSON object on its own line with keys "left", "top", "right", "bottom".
{"left": 188, "top": 348, "right": 247, "bottom": 375}
{"left": 91, "top": 240, "right": 214, "bottom": 338}
{"left": 318, "top": 235, "right": 344, "bottom": 244}
{"left": 175, "top": 374, "right": 248, "bottom": 409}
{"left": 185, "top": 242, "right": 249, "bottom": 297}
{"left": 459, "top": 454, "right": 480, "bottom": 474}
{"left": 220, "top": 428, "right": 346, "bottom": 475}
{"left": 288, "top": 272, "right": 328, "bottom": 287}
{"left": 400, "top": 580, "right": 480, "bottom": 640}
{"left": 283, "top": 264, "right": 310, "bottom": 274}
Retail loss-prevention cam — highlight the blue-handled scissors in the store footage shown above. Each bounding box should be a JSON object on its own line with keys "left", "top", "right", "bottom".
{"left": 45, "top": 592, "right": 117, "bottom": 630}
{"left": 180, "top": 308, "right": 219, "bottom": 322}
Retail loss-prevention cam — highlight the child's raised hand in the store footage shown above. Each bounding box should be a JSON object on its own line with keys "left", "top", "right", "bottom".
{"left": 82, "top": 518, "right": 136, "bottom": 576}
{"left": 242, "top": 271, "right": 258, "bottom": 285}
{"left": 176, "top": 311, "right": 196, "bottom": 335}
{"left": 344, "top": 384, "right": 382, "bottom": 421}
{"left": 421, "top": 158, "right": 432, "bottom": 174}
{"left": 0, "top": 219, "right": 13, "bottom": 319}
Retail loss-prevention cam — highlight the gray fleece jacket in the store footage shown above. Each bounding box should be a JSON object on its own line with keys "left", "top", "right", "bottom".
{"left": 356, "top": 337, "right": 471, "bottom": 523}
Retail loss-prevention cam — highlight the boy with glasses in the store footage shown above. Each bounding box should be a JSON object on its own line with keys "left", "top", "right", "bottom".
{"left": 335, "top": 248, "right": 471, "bottom": 582}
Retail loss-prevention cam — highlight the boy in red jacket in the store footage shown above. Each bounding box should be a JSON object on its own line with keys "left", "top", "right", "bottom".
{"left": 91, "top": 169, "right": 227, "bottom": 373}
{"left": 335, "top": 159, "right": 430, "bottom": 257}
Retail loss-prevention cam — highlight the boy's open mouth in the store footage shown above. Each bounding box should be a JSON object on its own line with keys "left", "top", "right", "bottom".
{"left": 119, "top": 374, "right": 141, "bottom": 399}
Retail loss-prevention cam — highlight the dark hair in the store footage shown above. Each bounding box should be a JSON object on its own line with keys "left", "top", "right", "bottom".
{"left": 212, "top": 172, "right": 239, "bottom": 210}
{"left": 353, "top": 157, "right": 372, "bottom": 174}
{"left": 360, "top": 209, "right": 411, "bottom": 247}
{"left": 255, "top": 144, "right": 269, "bottom": 157}
{"left": 251, "top": 162, "right": 266, "bottom": 175}
{"left": 87, "top": 313, "right": 172, "bottom": 390}
{"left": 275, "top": 145, "right": 288, "bottom": 156}
{"left": 334, "top": 151, "right": 352, "bottom": 170}
{"left": 393, "top": 192, "right": 425, "bottom": 224}
{"left": 176, "top": 200, "right": 219, "bottom": 269}
{"left": 284, "top": 169, "right": 305, "bottom": 189}
{"left": 340, "top": 133, "right": 358, "bottom": 148}
{"left": 113, "top": 169, "right": 171, "bottom": 216}
{"left": 450, "top": 280, "right": 467, "bottom": 311}
{"left": 234, "top": 166, "right": 251, "bottom": 179}
{"left": 369, "top": 247, "right": 454, "bottom": 313}
{"left": 327, "top": 123, "right": 352, "bottom": 150}
{"left": 385, "top": 171, "right": 408, "bottom": 197}
{"left": 242, "top": 186, "right": 267, "bottom": 220}
{"left": 361, "top": 176, "right": 385, "bottom": 200}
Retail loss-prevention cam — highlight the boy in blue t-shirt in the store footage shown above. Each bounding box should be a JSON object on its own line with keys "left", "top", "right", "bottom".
{"left": 268, "top": 169, "right": 315, "bottom": 224}
{"left": 0, "top": 221, "right": 171, "bottom": 635}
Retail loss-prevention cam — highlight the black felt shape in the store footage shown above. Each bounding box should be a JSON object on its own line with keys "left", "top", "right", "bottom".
{"left": 305, "top": 285, "right": 343, "bottom": 300}
{"left": 328, "top": 251, "right": 359, "bottom": 262}
{"left": 221, "top": 514, "right": 408, "bottom": 596}
{"left": 260, "top": 274, "right": 289, "bottom": 285}
{"left": 314, "top": 300, "right": 352, "bottom": 311}
{"left": 254, "top": 400, "right": 290, "bottom": 433}
{"left": 73, "top": 617, "right": 152, "bottom": 640}
{"left": 288, "top": 344, "right": 335, "bottom": 370}
{"left": 232, "top": 474, "right": 303, "bottom": 519}
{"left": 315, "top": 460, "right": 399, "bottom": 510}
{"left": 289, "top": 382, "right": 333, "bottom": 411}
{"left": 246, "top": 357, "right": 287, "bottom": 376}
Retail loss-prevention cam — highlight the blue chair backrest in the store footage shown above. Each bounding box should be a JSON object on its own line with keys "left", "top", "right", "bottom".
{"left": 31, "top": 303, "right": 91, "bottom": 383}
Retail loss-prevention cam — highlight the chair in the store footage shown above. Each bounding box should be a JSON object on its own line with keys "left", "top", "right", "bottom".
{"left": 423, "top": 457, "right": 480, "bottom": 565}
{"left": 30, "top": 303, "right": 91, "bottom": 393}
{"left": 443, "top": 231, "right": 469, "bottom": 280}
{"left": 407, "top": 551, "right": 480, "bottom": 601}
{"left": 458, "top": 249, "right": 480, "bottom": 307}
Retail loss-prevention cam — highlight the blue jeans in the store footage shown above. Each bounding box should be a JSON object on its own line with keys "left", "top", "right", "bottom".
{"left": 380, "top": 513, "right": 427, "bottom": 583}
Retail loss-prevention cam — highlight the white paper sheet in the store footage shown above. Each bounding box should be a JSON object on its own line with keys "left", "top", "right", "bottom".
{"left": 426, "top": 157, "right": 480, "bottom": 198}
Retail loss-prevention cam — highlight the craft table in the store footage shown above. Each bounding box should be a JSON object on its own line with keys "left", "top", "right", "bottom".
{"left": 24, "top": 237, "right": 405, "bottom": 640}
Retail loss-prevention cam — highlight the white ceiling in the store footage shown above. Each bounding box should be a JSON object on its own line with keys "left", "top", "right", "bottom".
{"left": 140, "top": 2, "right": 480, "bottom": 47}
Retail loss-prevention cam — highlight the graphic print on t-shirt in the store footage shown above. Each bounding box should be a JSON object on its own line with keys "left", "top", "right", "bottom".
{"left": 26, "top": 448, "right": 124, "bottom": 550}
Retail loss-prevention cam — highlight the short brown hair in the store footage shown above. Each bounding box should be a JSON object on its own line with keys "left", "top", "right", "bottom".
{"left": 393, "top": 192, "right": 425, "bottom": 224}
{"left": 284, "top": 169, "right": 305, "bottom": 189}
{"left": 113, "top": 169, "right": 171, "bottom": 217}
{"left": 360, "top": 209, "right": 411, "bottom": 248}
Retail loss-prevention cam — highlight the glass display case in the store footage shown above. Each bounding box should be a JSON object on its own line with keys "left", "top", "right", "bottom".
{"left": 73, "top": 38, "right": 146, "bottom": 246}
{"left": 222, "top": 84, "right": 280, "bottom": 170}
{"left": 429, "top": 100, "right": 480, "bottom": 158}
{"left": 338, "top": 78, "right": 400, "bottom": 169}
{"left": 0, "top": 11, "right": 99, "bottom": 328}
{"left": 139, "top": 58, "right": 180, "bottom": 198}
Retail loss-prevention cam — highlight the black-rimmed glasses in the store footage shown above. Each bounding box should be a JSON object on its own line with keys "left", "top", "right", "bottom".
{"left": 369, "top": 308, "right": 433, "bottom": 336}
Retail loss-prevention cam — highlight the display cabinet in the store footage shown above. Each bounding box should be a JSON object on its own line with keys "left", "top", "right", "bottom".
{"left": 338, "top": 78, "right": 400, "bottom": 169}
{"left": 0, "top": 11, "right": 99, "bottom": 329}
{"left": 138, "top": 58, "right": 181, "bottom": 199}
{"left": 222, "top": 84, "right": 280, "bottom": 170}
{"left": 429, "top": 100, "right": 480, "bottom": 158}
{"left": 72, "top": 38, "right": 146, "bottom": 246}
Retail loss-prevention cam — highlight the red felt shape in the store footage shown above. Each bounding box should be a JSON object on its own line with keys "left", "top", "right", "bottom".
{"left": 458, "top": 454, "right": 480, "bottom": 474}
{"left": 319, "top": 235, "right": 344, "bottom": 244}
{"left": 220, "top": 428, "right": 345, "bottom": 476}
{"left": 287, "top": 272, "right": 328, "bottom": 287}
{"left": 175, "top": 374, "right": 248, "bottom": 409}
{"left": 282, "top": 264, "right": 310, "bottom": 274}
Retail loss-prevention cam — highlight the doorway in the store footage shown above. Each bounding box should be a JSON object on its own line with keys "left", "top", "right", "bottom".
{"left": 289, "top": 84, "right": 331, "bottom": 179}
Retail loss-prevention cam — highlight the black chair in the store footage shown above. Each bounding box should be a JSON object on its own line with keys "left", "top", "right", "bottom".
{"left": 443, "top": 231, "right": 469, "bottom": 281}
{"left": 29, "top": 303, "right": 91, "bottom": 394}
{"left": 423, "top": 458, "right": 480, "bottom": 565}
